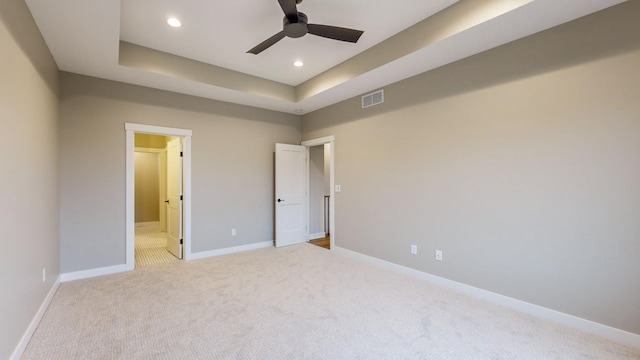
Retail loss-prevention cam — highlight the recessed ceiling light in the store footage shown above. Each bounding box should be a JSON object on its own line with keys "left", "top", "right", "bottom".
{"left": 293, "top": 60, "right": 304, "bottom": 67}
{"left": 167, "top": 17, "right": 182, "bottom": 28}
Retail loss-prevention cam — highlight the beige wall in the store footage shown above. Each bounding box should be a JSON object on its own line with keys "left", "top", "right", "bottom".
{"left": 302, "top": 2, "right": 640, "bottom": 335}
{"left": 0, "top": 0, "right": 59, "bottom": 358}
{"left": 134, "top": 152, "right": 160, "bottom": 223}
{"left": 135, "top": 133, "right": 168, "bottom": 149}
{"left": 59, "top": 73, "right": 301, "bottom": 273}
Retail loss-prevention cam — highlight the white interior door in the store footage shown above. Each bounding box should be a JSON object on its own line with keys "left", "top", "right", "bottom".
{"left": 275, "top": 143, "right": 308, "bottom": 247}
{"left": 159, "top": 150, "right": 167, "bottom": 232}
{"left": 166, "top": 138, "right": 183, "bottom": 259}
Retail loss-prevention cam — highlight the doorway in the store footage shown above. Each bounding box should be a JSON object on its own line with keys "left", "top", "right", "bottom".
{"left": 274, "top": 136, "right": 335, "bottom": 250}
{"left": 302, "top": 136, "right": 335, "bottom": 250}
{"left": 125, "top": 123, "right": 192, "bottom": 271}
{"left": 307, "top": 143, "right": 331, "bottom": 250}
{"left": 133, "top": 134, "right": 181, "bottom": 267}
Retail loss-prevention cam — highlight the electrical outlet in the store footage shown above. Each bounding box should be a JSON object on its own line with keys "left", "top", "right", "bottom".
{"left": 410, "top": 244, "right": 418, "bottom": 255}
{"left": 231, "top": 229, "right": 237, "bottom": 236}
{"left": 435, "top": 250, "right": 443, "bottom": 261}
{"left": 42, "top": 268, "right": 46, "bottom": 282}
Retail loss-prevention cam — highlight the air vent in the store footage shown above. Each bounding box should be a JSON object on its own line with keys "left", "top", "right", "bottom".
{"left": 362, "top": 89, "right": 384, "bottom": 109}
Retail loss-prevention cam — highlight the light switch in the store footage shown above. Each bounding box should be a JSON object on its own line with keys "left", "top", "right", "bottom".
{"left": 335, "top": 185, "right": 341, "bottom": 192}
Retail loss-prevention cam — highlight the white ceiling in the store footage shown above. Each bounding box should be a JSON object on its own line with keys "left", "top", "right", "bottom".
{"left": 25, "top": 0, "right": 625, "bottom": 115}
{"left": 120, "top": 0, "right": 456, "bottom": 86}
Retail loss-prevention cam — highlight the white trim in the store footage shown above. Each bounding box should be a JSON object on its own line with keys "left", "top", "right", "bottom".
{"left": 301, "top": 136, "right": 336, "bottom": 251}
{"left": 182, "top": 136, "right": 192, "bottom": 260}
{"left": 329, "top": 141, "right": 335, "bottom": 251}
{"left": 60, "top": 264, "right": 127, "bottom": 282}
{"left": 304, "top": 147, "right": 311, "bottom": 244}
{"left": 10, "top": 277, "right": 61, "bottom": 360}
{"left": 126, "top": 130, "right": 135, "bottom": 270}
{"left": 189, "top": 241, "right": 274, "bottom": 260}
{"left": 334, "top": 246, "right": 640, "bottom": 350}
{"left": 308, "top": 232, "right": 326, "bottom": 240}
{"left": 302, "top": 135, "right": 334, "bottom": 147}
{"left": 125, "top": 123, "right": 192, "bottom": 270}
{"left": 125, "top": 123, "right": 192, "bottom": 137}
{"left": 62, "top": 240, "right": 263, "bottom": 283}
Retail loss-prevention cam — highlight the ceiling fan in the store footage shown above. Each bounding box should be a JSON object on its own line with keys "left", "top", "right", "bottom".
{"left": 247, "top": 0, "right": 364, "bottom": 55}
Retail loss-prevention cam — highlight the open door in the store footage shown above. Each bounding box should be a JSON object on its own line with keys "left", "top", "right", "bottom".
{"left": 275, "top": 143, "right": 308, "bottom": 247}
{"left": 166, "top": 137, "right": 183, "bottom": 259}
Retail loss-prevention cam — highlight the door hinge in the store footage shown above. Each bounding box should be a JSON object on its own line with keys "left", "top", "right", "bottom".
{"left": 180, "top": 151, "right": 183, "bottom": 157}
{"left": 180, "top": 239, "right": 183, "bottom": 245}
{"left": 180, "top": 195, "right": 183, "bottom": 201}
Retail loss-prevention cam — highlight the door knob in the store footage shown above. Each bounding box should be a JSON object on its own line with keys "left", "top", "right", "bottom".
{"left": 165, "top": 200, "right": 170, "bottom": 203}
{"left": 277, "top": 199, "right": 284, "bottom": 203}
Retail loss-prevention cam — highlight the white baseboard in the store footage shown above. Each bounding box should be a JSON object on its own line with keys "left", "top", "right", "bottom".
{"left": 189, "top": 241, "right": 273, "bottom": 260}
{"left": 60, "top": 264, "right": 127, "bottom": 282}
{"left": 59, "top": 241, "right": 275, "bottom": 281}
{"left": 334, "top": 246, "right": 640, "bottom": 350}
{"left": 10, "top": 276, "right": 61, "bottom": 360}
{"left": 308, "top": 232, "right": 326, "bottom": 240}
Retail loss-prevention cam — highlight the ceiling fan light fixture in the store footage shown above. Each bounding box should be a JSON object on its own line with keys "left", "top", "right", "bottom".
{"left": 167, "top": 17, "right": 182, "bottom": 28}
{"left": 246, "top": 0, "right": 364, "bottom": 55}
{"left": 294, "top": 60, "right": 304, "bottom": 67}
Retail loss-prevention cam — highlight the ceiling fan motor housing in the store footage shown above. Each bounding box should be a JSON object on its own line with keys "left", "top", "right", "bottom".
{"left": 283, "top": 12, "right": 308, "bottom": 38}
{"left": 247, "top": 1, "right": 363, "bottom": 55}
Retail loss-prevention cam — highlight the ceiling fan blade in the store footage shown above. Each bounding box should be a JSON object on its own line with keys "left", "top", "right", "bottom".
{"left": 278, "top": 0, "right": 299, "bottom": 23}
{"left": 247, "top": 31, "right": 286, "bottom": 54}
{"left": 307, "top": 24, "right": 364, "bottom": 43}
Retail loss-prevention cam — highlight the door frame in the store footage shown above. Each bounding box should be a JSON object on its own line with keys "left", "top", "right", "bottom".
{"left": 125, "top": 123, "right": 192, "bottom": 271}
{"left": 301, "top": 135, "right": 335, "bottom": 250}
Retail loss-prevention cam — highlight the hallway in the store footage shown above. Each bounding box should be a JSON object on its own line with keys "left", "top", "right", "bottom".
{"left": 308, "top": 236, "right": 330, "bottom": 250}
{"left": 135, "top": 222, "right": 180, "bottom": 267}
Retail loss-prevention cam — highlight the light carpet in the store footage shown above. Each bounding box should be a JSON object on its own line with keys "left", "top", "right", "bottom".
{"left": 22, "top": 244, "right": 639, "bottom": 359}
